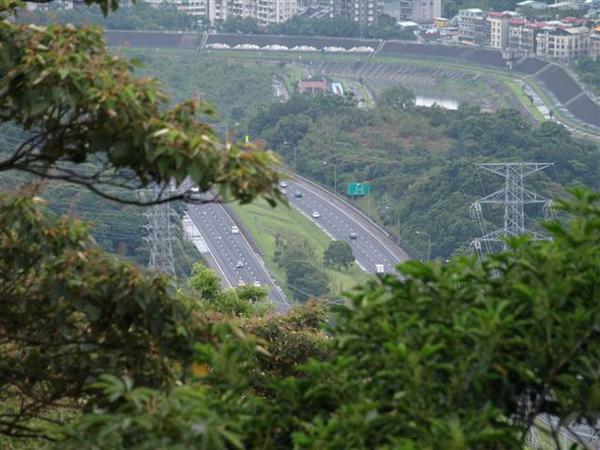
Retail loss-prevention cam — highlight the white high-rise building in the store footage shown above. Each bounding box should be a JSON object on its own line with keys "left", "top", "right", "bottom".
{"left": 209, "top": 0, "right": 228, "bottom": 21}
{"left": 384, "top": 0, "right": 441, "bottom": 22}
{"left": 257, "top": 0, "right": 298, "bottom": 24}
{"left": 143, "top": 0, "right": 297, "bottom": 24}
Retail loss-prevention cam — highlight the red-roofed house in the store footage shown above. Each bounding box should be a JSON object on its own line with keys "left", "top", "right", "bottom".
{"left": 298, "top": 79, "right": 327, "bottom": 94}
{"left": 562, "top": 17, "right": 588, "bottom": 26}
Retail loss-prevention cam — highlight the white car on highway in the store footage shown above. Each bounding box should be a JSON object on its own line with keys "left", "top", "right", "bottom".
{"left": 189, "top": 186, "right": 202, "bottom": 200}
{"left": 312, "top": 211, "right": 320, "bottom": 218}
{"left": 253, "top": 280, "right": 261, "bottom": 287}
{"left": 231, "top": 225, "right": 239, "bottom": 234}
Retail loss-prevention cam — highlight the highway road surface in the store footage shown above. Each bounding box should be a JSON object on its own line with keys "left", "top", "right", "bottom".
{"left": 284, "top": 175, "right": 411, "bottom": 275}
{"left": 186, "top": 200, "right": 289, "bottom": 312}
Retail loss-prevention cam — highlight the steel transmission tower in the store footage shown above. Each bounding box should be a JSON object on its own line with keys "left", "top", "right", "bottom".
{"left": 143, "top": 185, "right": 177, "bottom": 276}
{"left": 470, "top": 162, "right": 554, "bottom": 259}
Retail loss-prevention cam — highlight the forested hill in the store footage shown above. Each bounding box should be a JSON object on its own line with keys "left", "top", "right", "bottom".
{"left": 249, "top": 91, "right": 600, "bottom": 258}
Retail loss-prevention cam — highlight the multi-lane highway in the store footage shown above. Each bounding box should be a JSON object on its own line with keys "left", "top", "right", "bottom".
{"left": 185, "top": 171, "right": 410, "bottom": 310}
{"left": 186, "top": 201, "right": 289, "bottom": 311}
{"left": 284, "top": 174, "right": 410, "bottom": 275}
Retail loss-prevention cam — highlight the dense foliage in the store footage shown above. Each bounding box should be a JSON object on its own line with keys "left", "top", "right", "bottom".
{"left": 126, "top": 49, "right": 279, "bottom": 124}
{"left": 576, "top": 56, "right": 600, "bottom": 95}
{"left": 0, "top": 193, "right": 328, "bottom": 445}
{"left": 249, "top": 91, "right": 600, "bottom": 258}
{"left": 0, "top": 194, "right": 198, "bottom": 438}
{"left": 4, "top": 0, "right": 600, "bottom": 448}
{"left": 18, "top": 2, "right": 199, "bottom": 31}
{"left": 50, "top": 188, "right": 600, "bottom": 449}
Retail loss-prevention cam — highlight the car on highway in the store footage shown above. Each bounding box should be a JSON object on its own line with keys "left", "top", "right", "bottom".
{"left": 189, "top": 186, "right": 202, "bottom": 199}
{"left": 231, "top": 225, "right": 239, "bottom": 234}
{"left": 279, "top": 181, "right": 288, "bottom": 188}
{"left": 238, "top": 279, "right": 246, "bottom": 287}
{"left": 235, "top": 260, "right": 244, "bottom": 268}
{"left": 294, "top": 191, "right": 303, "bottom": 198}
{"left": 312, "top": 211, "right": 320, "bottom": 218}
{"left": 349, "top": 232, "right": 358, "bottom": 240}
{"left": 253, "top": 280, "right": 261, "bottom": 287}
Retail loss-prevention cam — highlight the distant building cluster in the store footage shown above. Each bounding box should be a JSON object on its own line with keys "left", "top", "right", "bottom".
{"left": 137, "top": 0, "right": 443, "bottom": 28}
{"left": 426, "top": 1, "right": 600, "bottom": 63}
{"left": 142, "top": 0, "right": 298, "bottom": 25}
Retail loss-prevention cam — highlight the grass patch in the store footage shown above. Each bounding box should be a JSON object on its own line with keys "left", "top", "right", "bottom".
{"left": 231, "top": 198, "right": 372, "bottom": 301}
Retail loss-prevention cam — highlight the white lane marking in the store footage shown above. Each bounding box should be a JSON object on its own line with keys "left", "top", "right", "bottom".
{"left": 187, "top": 210, "right": 232, "bottom": 288}
{"left": 294, "top": 207, "right": 368, "bottom": 273}
{"left": 213, "top": 202, "right": 290, "bottom": 308}
{"left": 290, "top": 180, "right": 406, "bottom": 262}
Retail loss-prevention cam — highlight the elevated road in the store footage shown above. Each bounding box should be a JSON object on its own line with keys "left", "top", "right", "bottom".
{"left": 285, "top": 174, "right": 411, "bottom": 275}
{"left": 186, "top": 200, "right": 289, "bottom": 311}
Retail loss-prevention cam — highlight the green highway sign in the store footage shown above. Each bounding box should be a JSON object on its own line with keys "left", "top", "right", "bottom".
{"left": 347, "top": 182, "right": 372, "bottom": 196}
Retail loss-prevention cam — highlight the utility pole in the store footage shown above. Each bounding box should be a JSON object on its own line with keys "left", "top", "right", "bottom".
{"left": 385, "top": 205, "right": 400, "bottom": 243}
{"left": 323, "top": 161, "right": 337, "bottom": 193}
{"left": 415, "top": 230, "right": 431, "bottom": 261}
{"left": 470, "top": 162, "right": 554, "bottom": 260}
{"left": 143, "top": 184, "right": 177, "bottom": 277}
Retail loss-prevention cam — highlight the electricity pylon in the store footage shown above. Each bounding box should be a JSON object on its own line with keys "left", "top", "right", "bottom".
{"left": 143, "top": 185, "right": 177, "bottom": 276}
{"left": 470, "top": 162, "right": 554, "bottom": 260}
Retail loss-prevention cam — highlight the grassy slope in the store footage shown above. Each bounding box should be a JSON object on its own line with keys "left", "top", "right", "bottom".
{"left": 231, "top": 198, "right": 372, "bottom": 300}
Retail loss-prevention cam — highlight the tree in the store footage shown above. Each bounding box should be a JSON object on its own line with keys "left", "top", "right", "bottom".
{"left": 323, "top": 240, "right": 354, "bottom": 269}
{"left": 286, "top": 260, "right": 330, "bottom": 302}
{"left": 236, "top": 284, "right": 269, "bottom": 304}
{"left": 189, "top": 262, "right": 221, "bottom": 301}
{"left": 0, "top": 194, "right": 198, "bottom": 440}
{"left": 217, "top": 16, "right": 260, "bottom": 34}
{"left": 1, "top": 0, "right": 282, "bottom": 206}
{"left": 378, "top": 85, "right": 416, "bottom": 112}
{"left": 369, "top": 14, "right": 417, "bottom": 40}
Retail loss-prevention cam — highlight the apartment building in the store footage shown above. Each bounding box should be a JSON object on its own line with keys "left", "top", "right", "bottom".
{"left": 385, "top": 0, "right": 441, "bottom": 22}
{"left": 229, "top": 0, "right": 256, "bottom": 18}
{"left": 487, "top": 11, "right": 512, "bottom": 49}
{"left": 508, "top": 19, "right": 546, "bottom": 55}
{"left": 144, "top": 0, "right": 211, "bottom": 16}
{"left": 337, "top": 0, "right": 384, "bottom": 28}
{"left": 536, "top": 26, "right": 590, "bottom": 62}
{"left": 589, "top": 30, "right": 600, "bottom": 59}
{"left": 409, "top": 0, "right": 442, "bottom": 22}
{"left": 257, "top": 0, "right": 298, "bottom": 24}
{"left": 208, "top": 0, "right": 228, "bottom": 21}
{"left": 457, "top": 8, "right": 488, "bottom": 45}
